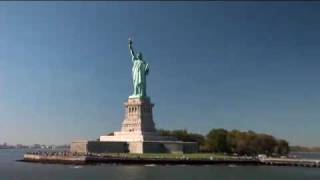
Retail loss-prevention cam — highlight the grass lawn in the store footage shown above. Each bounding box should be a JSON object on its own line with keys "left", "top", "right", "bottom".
{"left": 97, "top": 153, "right": 234, "bottom": 160}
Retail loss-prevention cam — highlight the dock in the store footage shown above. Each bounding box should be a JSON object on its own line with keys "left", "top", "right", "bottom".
{"left": 260, "top": 157, "right": 320, "bottom": 168}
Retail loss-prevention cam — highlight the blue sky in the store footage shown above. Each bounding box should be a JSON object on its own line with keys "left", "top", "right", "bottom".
{"left": 0, "top": 2, "right": 320, "bottom": 146}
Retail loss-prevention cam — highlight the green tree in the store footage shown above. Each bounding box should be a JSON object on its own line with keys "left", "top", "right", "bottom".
{"left": 158, "top": 128, "right": 290, "bottom": 156}
{"left": 206, "top": 129, "right": 229, "bottom": 152}
{"left": 275, "top": 139, "right": 290, "bottom": 155}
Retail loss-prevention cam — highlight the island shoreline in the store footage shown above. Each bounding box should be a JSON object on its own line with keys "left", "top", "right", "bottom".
{"left": 19, "top": 153, "right": 320, "bottom": 168}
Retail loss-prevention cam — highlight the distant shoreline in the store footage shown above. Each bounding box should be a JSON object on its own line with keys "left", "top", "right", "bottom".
{"left": 290, "top": 146, "right": 320, "bottom": 153}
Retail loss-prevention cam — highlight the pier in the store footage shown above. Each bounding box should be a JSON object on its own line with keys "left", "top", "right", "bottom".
{"left": 261, "top": 157, "right": 320, "bottom": 168}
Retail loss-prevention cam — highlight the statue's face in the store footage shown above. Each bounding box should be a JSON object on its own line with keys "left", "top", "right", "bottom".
{"left": 137, "top": 52, "right": 143, "bottom": 60}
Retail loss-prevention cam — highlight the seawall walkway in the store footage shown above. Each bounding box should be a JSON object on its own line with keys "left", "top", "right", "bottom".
{"left": 20, "top": 152, "right": 320, "bottom": 168}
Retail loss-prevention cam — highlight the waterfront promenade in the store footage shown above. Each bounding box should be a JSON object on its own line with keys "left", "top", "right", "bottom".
{"left": 21, "top": 152, "right": 320, "bottom": 168}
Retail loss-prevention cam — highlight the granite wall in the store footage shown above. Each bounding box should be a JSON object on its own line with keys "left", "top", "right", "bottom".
{"left": 70, "top": 141, "right": 128, "bottom": 154}
{"left": 70, "top": 141, "right": 198, "bottom": 154}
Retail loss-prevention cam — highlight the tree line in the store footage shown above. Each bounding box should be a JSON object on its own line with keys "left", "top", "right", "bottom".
{"left": 158, "top": 128, "right": 289, "bottom": 156}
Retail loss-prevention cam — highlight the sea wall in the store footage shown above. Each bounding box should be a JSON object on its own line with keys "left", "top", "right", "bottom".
{"left": 22, "top": 153, "right": 320, "bottom": 168}
{"left": 23, "top": 154, "right": 86, "bottom": 164}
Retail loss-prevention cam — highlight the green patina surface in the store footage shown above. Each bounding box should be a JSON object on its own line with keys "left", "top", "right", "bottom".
{"left": 128, "top": 38, "right": 149, "bottom": 99}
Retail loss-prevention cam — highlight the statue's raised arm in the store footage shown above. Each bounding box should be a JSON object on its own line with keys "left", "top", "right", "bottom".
{"left": 128, "top": 38, "right": 135, "bottom": 61}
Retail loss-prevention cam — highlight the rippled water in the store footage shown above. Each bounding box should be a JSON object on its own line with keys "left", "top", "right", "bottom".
{"left": 1, "top": 149, "right": 320, "bottom": 180}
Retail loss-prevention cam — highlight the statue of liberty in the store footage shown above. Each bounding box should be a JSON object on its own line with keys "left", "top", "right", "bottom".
{"left": 128, "top": 38, "right": 149, "bottom": 98}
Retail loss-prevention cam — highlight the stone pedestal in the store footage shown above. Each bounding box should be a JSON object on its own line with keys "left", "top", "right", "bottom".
{"left": 97, "top": 97, "right": 198, "bottom": 154}
{"left": 100, "top": 97, "right": 170, "bottom": 142}
{"left": 121, "top": 97, "right": 156, "bottom": 133}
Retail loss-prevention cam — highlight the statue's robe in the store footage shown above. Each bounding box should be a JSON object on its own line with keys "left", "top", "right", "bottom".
{"left": 132, "top": 59, "right": 149, "bottom": 96}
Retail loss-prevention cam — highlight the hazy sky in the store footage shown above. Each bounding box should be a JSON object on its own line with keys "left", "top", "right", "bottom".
{"left": 0, "top": 2, "right": 320, "bottom": 146}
